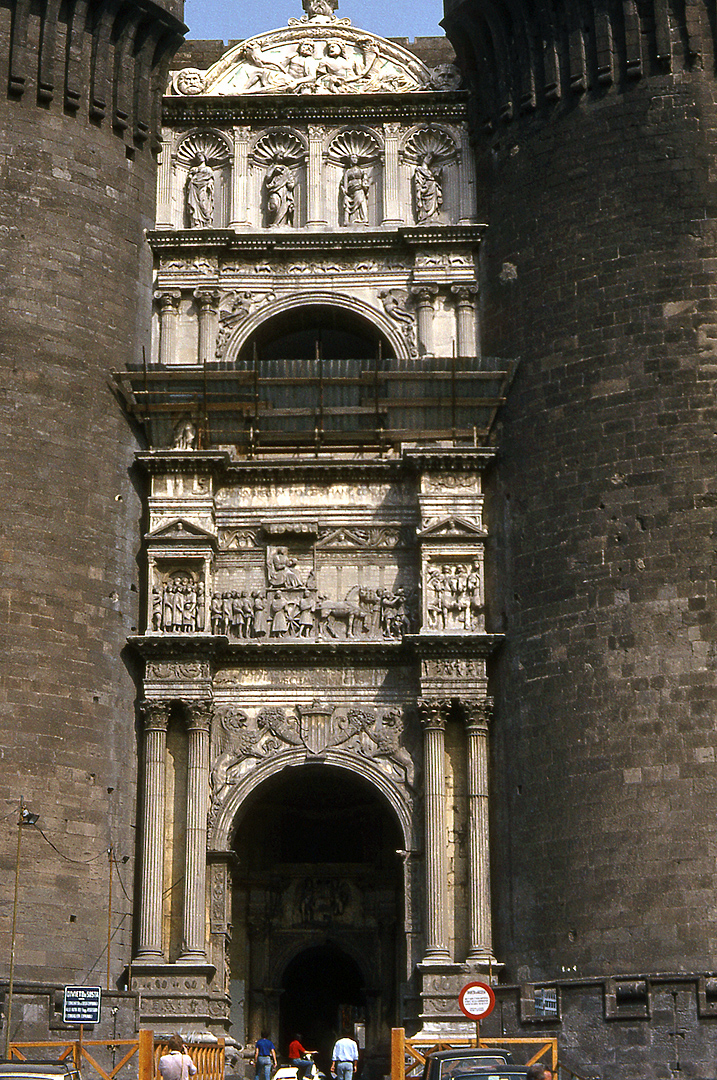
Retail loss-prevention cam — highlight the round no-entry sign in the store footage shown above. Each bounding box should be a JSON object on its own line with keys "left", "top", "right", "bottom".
{"left": 459, "top": 981, "right": 495, "bottom": 1020}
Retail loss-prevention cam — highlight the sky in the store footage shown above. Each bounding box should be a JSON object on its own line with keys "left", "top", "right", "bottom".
{"left": 182, "top": 0, "right": 446, "bottom": 43}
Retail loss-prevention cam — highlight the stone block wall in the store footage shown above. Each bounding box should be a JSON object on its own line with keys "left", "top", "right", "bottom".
{"left": 0, "top": 0, "right": 184, "bottom": 997}
{"left": 441, "top": 0, "right": 717, "bottom": 1023}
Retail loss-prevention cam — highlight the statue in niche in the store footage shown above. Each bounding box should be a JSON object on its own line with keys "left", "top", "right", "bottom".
{"left": 413, "top": 154, "right": 443, "bottom": 223}
{"left": 340, "top": 155, "right": 370, "bottom": 225}
{"left": 186, "top": 152, "right": 215, "bottom": 228}
{"left": 172, "top": 415, "right": 197, "bottom": 449}
{"left": 265, "top": 164, "right": 295, "bottom": 226}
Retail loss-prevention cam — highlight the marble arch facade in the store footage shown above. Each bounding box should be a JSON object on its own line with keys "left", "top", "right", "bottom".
{"left": 124, "top": 0, "right": 514, "bottom": 1044}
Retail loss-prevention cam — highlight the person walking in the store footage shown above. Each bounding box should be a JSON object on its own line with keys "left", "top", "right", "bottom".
{"left": 158, "top": 1035, "right": 197, "bottom": 1080}
{"left": 254, "top": 1031, "right": 278, "bottom": 1080}
{"left": 331, "top": 1032, "right": 359, "bottom": 1080}
{"left": 288, "top": 1035, "right": 315, "bottom": 1080}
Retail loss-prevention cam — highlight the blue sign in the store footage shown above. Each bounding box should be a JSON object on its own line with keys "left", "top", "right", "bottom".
{"left": 63, "top": 986, "right": 101, "bottom": 1025}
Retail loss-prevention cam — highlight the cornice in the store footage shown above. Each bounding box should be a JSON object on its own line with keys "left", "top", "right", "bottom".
{"left": 146, "top": 224, "right": 488, "bottom": 254}
{"left": 129, "top": 632, "right": 503, "bottom": 663}
{"left": 162, "top": 89, "right": 468, "bottom": 126}
{"left": 134, "top": 446, "right": 497, "bottom": 480}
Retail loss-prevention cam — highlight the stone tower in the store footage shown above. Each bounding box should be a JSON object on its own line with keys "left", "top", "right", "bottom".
{"left": 441, "top": 0, "right": 717, "bottom": 1073}
{"left": 0, "top": 0, "right": 184, "bottom": 1006}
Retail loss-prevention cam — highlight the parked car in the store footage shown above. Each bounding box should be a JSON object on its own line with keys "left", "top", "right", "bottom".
{"left": 421, "top": 1048, "right": 522, "bottom": 1080}
{"left": 0, "top": 1063, "right": 79, "bottom": 1080}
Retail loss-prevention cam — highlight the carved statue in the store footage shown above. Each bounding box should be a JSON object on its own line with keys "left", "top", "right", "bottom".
{"left": 238, "top": 40, "right": 289, "bottom": 91}
{"left": 172, "top": 416, "right": 197, "bottom": 449}
{"left": 175, "top": 68, "right": 206, "bottom": 95}
{"left": 317, "top": 39, "right": 380, "bottom": 93}
{"left": 186, "top": 152, "right": 215, "bottom": 228}
{"left": 302, "top": 0, "right": 338, "bottom": 18}
{"left": 365, "top": 708, "right": 416, "bottom": 789}
{"left": 265, "top": 164, "right": 295, "bottom": 227}
{"left": 413, "top": 154, "right": 443, "bottom": 223}
{"left": 380, "top": 289, "right": 413, "bottom": 326}
{"left": 154, "top": 576, "right": 202, "bottom": 633}
{"left": 340, "top": 155, "right": 369, "bottom": 225}
{"left": 268, "top": 546, "right": 304, "bottom": 588}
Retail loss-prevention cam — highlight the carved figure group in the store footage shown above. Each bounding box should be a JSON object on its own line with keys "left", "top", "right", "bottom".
{"left": 205, "top": 583, "right": 414, "bottom": 640}
{"left": 234, "top": 37, "right": 386, "bottom": 95}
{"left": 413, "top": 154, "right": 443, "bottom": 223}
{"left": 186, "top": 152, "right": 215, "bottom": 227}
{"left": 211, "top": 590, "right": 270, "bottom": 638}
{"left": 427, "top": 561, "right": 483, "bottom": 632}
{"left": 153, "top": 577, "right": 205, "bottom": 633}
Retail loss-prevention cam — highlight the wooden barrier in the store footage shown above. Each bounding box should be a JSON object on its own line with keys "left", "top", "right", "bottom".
{"left": 8, "top": 1032, "right": 224, "bottom": 1080}
{"left": 391, "top": 1029, "right": 558, "bottom": 1080}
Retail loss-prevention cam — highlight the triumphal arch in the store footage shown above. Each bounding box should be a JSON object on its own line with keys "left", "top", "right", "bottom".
{"left": 113, "top": 0, "right": 514, "bottom": 1052}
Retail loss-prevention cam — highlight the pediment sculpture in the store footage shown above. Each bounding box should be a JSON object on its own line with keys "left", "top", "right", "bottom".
{"left": 170, "top": 4, "right": 457, "bottom": 97}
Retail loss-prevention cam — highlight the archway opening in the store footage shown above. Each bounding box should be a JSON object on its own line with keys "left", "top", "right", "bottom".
{"left": 240, "top": 304, "right": 395, "bottom": 360}
{"left": 230, "top": 764, "right": 404, "bottom": 1058}
{"left": 281, "top": 943, "right": 364, "bottom": 1068}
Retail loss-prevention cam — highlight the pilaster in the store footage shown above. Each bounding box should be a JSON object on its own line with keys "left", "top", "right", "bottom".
{"left": 229, "top": 126, "right": 251, "bottom": 229}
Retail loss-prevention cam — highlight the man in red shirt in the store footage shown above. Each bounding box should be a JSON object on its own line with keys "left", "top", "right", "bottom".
{"left": 289, "top": 1035, "right": 315, "bottom": 1080}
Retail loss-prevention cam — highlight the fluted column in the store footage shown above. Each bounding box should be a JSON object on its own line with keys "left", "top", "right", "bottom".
{"left": 382, "top": 122, "right": 402, "bottom": 226}
{"left": 411, "top": 286, "right": 439, "bottom": 357}
{"left": 419, "top": 698, "right": 451, "bottom": 962}
{"left": 194, "top": 289, "right": 220, "bottom": 365}
{"left": 155, "top": 290, "right": 181, "bottom": 366}
{"left": 136, "top": 700, "right": 170, "bottom": 960}
{"left": 464, "top": 698, "right": 495, "bottom": 964}
{"left": 451, "top": 283, "right": 480, "bottom": 357}
{"left": 180, "top": 699, "right": 212, "bottom": 962}
{"left": 307, "top": 125, "right": 325, "bottom": 229}
{"left": 229, "top": 126, "right": 251, "bottom": 229}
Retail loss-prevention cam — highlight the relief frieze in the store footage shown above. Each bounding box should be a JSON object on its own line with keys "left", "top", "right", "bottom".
{"left": 209, "top": 702, "right": 418, "bottom": 820}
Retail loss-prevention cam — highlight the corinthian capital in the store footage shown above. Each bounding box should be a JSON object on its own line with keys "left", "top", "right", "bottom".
{"left": 462, "top": 696, "right": 494, "bottom": 730}
{"left": 140, "top": 699, "right": 171, "bottom": 731}
{"left": 184, "top": 699, "right": 213, "bottom": 731}
{"left": 418, "top": 697, "right": 451, "bottom": 730}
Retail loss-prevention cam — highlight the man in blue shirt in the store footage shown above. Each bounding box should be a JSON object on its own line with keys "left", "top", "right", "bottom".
{"left": 254, "top": 1032, "right": 277, "bottom": 1080}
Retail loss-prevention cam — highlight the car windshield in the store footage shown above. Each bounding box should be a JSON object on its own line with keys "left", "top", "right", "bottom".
{"left": 440, "top": 1059, "right": 509, "bottom": 1078}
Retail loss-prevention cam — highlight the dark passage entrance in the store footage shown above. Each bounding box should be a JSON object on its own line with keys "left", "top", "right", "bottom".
{"left": 231, "top": 765, "right": 403, "bottom": 1054}
{"left": 281, "top": 943, "right": 364, "bottom": 1068}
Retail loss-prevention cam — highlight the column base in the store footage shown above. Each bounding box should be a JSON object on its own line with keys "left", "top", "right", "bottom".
{"left": 178, "top": 950, "right": 211, "bottom": 964}
{"left": 131, "top": 961, "right": 223, "bottom": 1031}
{"left": 132, "top": 950, "right": 165, "bottom": 963}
